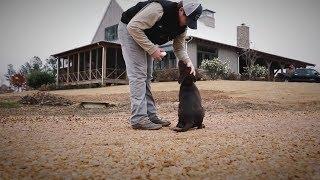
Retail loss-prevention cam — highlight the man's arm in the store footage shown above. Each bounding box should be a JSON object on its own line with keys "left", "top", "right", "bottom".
{"left": 126, "top": 2, "right": 163, "bottom": 56}
{"left": 173, "top": 31, "right": 190, "bottom": 62}
{"left": 173, "top": 31, "right": 196, "bottom": 75}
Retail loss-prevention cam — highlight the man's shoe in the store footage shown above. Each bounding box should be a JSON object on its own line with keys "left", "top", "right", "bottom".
{"left": 149, "top": 115, "right": 171, "bottom": 127}
{"left": 132, "top": 118, "right": 162, "bottom": 130}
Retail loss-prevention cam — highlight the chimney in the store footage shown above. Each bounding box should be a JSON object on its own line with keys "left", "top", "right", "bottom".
{"left": 237, "top": 23, "right": 250, "bottom": 49}
{"left": 199, "top": 9, "right": 215, "bottom": 28}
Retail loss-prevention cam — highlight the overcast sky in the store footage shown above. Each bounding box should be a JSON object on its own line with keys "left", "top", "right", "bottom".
{"left": 0, "top": 0, "right": 319, "bottom": 84}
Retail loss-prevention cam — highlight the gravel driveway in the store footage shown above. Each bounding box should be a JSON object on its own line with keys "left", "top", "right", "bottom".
{"left": 1, "top": 81, "right": 319, "bottom": 179}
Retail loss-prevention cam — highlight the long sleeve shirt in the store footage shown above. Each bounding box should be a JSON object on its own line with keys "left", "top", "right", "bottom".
{"left": 126, "top": 2, "right": 191, "bottom": 62}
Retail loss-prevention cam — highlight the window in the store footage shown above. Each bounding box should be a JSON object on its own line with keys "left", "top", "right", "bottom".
{"left": 105, "top": 24, "right": 118, "bottom": 41}
{"left": 197, "top": 46, "right": 218, "bottom": 67}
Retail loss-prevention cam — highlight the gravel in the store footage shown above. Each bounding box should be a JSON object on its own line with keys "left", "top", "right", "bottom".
{"left": 0, "top": 81, "right": 319, "bottom": 179}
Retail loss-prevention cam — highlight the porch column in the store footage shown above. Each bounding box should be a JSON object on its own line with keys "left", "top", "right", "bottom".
{"left": 89, "top": 50, "right": 92, "bottom": 81}
{"left": 280, "top": 64, "right": 285, "bottom": 73}
{"left": 96, "top": 48, "right": 99, "bottom": 70}
{"left": 266, "top": 60, "right": 272, "bottom": 80}
{"left": 102, "top": 46, "right": 107, "bottom": 85}
{"left": 115, "top": 48, "right": 118, "bottom": 78}
{"left": 56, "top": 58, "right": 60, "bottom": 86}
{"left": 77, "top": 53, "right": 80, "bottom": 82}
{"left": 67, "top": 57, "right": 70, "bottom": 83}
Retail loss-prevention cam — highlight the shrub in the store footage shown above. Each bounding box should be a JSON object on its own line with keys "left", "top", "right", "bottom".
{"left": 244, "top": 64, "right": 268, "bottom": 80}
{"left": 195, "top": 69, "right": 209, "bottom": 81}
{"left": 0, "top": 100, "right": 20, "bottom": 108}
{"left": 27, "top": 71, "right": 55, "bottom": 89}
{"left": 38, "top": 83, "right": 57, "bottom": 91}
{"left": 154, "top": 68, "right": 179, "bottom": 82}
{"left": 200, "top": 58, "right": 230, "bottom": 80}
{"left": 224, "top": 72, "right": 241, "bottom": 80}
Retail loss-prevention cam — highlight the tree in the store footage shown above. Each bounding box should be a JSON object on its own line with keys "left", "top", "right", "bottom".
{"left": 10, "top": 73, "right": 26, "bottom": 92}
{"left": 43, "top": 56, "right": 57, "bottom": 77}
{"left": 241, "top": 48, "right": 258, "bottom": 67}
{"left": 5, "top": 64, "right": 16, "bottom": 82}
{"left": 240, "top": 48, "right": 259, "bottom": 79}
{"left": 19, "top": 56, "right": 43, "bottom": 76}
{"left": 31, "top": 56, "right": 43, "bottom": 71}
{"left": 27, "top": 71, "right": 55, "bottom": 89}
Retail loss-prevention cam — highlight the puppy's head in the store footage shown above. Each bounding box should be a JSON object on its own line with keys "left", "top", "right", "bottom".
{"left": 178, "top": 60, "right": 196, "bottom": 85}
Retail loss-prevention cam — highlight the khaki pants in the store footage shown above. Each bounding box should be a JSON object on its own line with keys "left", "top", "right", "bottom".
{"left": 118, "top": 21, "right": 157, "bottom": 125}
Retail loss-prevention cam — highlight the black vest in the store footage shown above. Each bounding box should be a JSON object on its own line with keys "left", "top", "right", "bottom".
{"left": 121, "top": 0, "right": 187, "bottom": 45}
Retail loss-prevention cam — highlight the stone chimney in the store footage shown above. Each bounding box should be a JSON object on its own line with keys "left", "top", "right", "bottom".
{"left": 199, "top": 9, "right": 215, "bottom": 28}
{"left": 237, "top": 23, "right": 250, "bottom": 49}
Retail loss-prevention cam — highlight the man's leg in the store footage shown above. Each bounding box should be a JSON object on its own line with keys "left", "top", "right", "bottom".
{"left": 146, "top": 54, "right": 171, "bottom": 127}
{"left": 118, "top": 22, "right": 161, "bottom": 129}
{"left": 146, "top": 54, "right": 157, "bottom": 117}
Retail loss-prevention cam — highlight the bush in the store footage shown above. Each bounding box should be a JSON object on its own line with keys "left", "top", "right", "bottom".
{"left": 195, "top": 69, "right": 210, "bottom": 81}
{"left": 38, "top": 83, "right": 57, "bottom": 91}
{"left": 243, "top": 64, "right": 268, "bottom": 80}
{"left": 0, "top": 100, "right": 20, "bottom": 108}
{"left": 200, "top": 58, "right": 230, "bottom": 80}
{"left": 27, "top": 71, "right": 55, "bottom": 89}
{"left": 224, "top": 72, "right": 241, "bottom": 80}
{"left": 153, "top": 68, "right": 210, "bottom": 82}
{"left": 154, "top": 68, "right": 179, "bottom": 82}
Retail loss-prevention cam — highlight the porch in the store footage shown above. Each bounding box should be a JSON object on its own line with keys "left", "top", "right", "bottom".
{"left": 52, "top": 41, "right": 127, "bottom": 86}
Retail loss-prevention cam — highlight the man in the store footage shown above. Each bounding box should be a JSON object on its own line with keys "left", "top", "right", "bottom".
{"left": 118, "top": 0, "right": 203, "bottom": 130}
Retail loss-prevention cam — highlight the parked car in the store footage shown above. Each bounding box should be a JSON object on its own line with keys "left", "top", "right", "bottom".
{"left": 275, "top": 68, "right": 320, "bottom": 83}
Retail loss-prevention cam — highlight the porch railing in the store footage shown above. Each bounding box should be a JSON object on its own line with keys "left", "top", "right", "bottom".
{"left": 59, "top": 68, "right": 126, "bottom": 84}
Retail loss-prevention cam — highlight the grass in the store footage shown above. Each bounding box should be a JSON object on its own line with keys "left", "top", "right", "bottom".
{"left": 0, "top": 100, "right": 20, "bottom": 108}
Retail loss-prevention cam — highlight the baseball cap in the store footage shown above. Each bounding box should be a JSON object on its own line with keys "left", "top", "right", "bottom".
{"left": 182, "top": 0, "right": 203, "bottom": 29}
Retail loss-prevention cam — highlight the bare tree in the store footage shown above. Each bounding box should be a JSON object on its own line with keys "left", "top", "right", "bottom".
{"left": 241, "top": 48, "right": 258, "bottom": 67}
{"left": 5, "top": 64, "right": 16, "bottom": 87}
{"left": 239, "top": 47, "right": 259, "bottom": 79}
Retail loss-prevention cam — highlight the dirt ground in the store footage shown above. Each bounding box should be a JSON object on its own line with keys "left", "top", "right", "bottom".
{"left": 1, "top": 80, "right": 319, "bottom": 179}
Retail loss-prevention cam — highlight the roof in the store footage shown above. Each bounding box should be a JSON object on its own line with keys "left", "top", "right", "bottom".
{"left": 52, "top": 41, "right": 120, "bottom": 58}
{"left": 187, "top": 21, "right": 235, "bottom": 47}
{"left": 187, "top": 21, "right": 314, "bottom": 66}
{"left": 191, "top": 37, "right": 314, "bottom": 66}
{"left": 116, "top": 0, "right": 140, "bottom": 11}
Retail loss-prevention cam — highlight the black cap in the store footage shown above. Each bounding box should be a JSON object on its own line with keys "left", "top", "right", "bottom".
{"left": 186, "top": 4, "right": 203, "bottom": 29}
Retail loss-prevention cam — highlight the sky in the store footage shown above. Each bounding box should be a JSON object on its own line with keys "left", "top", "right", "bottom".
{"left": 0, "top": 0, "right": 320, "bottom": 84}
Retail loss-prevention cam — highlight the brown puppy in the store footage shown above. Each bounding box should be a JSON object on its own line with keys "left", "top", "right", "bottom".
{"left": 173, "top": 60, "right": 205, "bottom": 132}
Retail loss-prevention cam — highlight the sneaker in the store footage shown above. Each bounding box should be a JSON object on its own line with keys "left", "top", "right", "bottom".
{"left": 131, "top": 118, "right": 162, "bottom": 130}
{"left": 149, "top": 115, "right": 171, "bottom": 127}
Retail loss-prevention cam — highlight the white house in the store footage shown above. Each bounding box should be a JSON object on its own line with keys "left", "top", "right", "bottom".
{"left": 53, "top": 0, "right": 314, "bottom": 86}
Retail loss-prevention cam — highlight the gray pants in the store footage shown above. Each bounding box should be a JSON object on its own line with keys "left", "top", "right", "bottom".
{"left": 118, "top": 21, "right": 157, "bottom": 125}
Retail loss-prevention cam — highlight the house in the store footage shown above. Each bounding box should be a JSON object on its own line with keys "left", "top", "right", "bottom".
{"left": 52, "top": 0, "right": 314, "bottom": 86}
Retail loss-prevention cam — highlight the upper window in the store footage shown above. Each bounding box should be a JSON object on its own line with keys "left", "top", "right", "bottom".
{"left": 105, "top": 24, "right": 118, "bottom": 41}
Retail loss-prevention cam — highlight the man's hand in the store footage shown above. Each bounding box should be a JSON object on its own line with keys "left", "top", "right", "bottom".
{"left": 185, "top": 60, "right": 196, "bottom": 76}
{"left": 151, "top": 48, "right": 166, "bottom": 61}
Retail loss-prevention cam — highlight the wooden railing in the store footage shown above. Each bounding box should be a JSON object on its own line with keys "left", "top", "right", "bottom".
{"left": 59, "top": 68, "right": 126, "bottom": 84}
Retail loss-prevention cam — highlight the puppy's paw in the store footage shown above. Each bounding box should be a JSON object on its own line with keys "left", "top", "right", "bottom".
{"left": 171, "top": 127, "right": 183, "bottom": 132}
{"left": 198, "top": 124, "right": 205, "bottom": 129}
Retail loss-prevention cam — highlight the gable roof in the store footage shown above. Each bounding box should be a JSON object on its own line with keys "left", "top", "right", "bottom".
{"left": 116, "top": 0, "right": 140, "bottom": 11}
